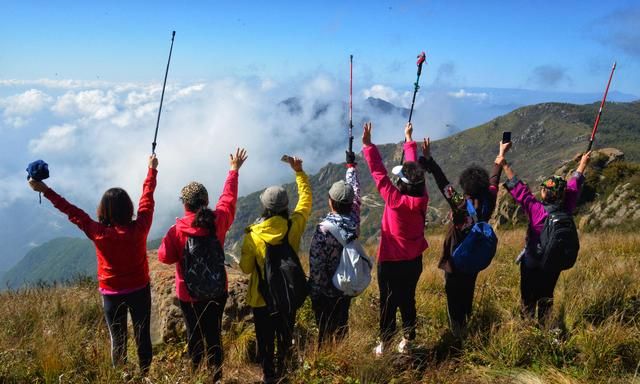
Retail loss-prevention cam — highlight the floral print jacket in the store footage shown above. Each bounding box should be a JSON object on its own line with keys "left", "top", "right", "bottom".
{"left": 308, "top": 165, "right": 361, "bottom": 298}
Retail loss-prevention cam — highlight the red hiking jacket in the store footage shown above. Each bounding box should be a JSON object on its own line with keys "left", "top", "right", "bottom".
{"left": 43, "top": 168, "right": 157, "bottom": 293}
{"left": 157, "top": 170, "right": 238, "bottom": 302}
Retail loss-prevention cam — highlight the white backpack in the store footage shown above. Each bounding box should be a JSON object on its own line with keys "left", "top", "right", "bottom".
{"left": 320, "top": 221, "right": 373, "bottom": 297}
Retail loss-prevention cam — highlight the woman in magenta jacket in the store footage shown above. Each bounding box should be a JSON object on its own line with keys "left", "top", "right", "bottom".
{"left": 499, "top": 144, "right": 590, "bottom": 324}
{"left": 158, "top": 148, "right": 247, "bottom": 382}
{"left": 361, "top": 122, "right": 429, "bottom": 355}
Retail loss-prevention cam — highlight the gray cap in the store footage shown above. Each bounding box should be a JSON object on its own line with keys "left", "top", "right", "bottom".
{"left": 329, "top": 180, "right": 354, "bottom": 205}
{"left": 260, "top": 186, "right": 289, "bottom": 212}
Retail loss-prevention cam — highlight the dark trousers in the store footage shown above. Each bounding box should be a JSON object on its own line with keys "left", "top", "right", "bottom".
{"left": 102, "top": 284, "right": 152, "bottom": 373}
{"left": 311, "top": 294, "right": 352, "bottom": 346}
{"left": 253, "top": 306, "right": 295, "bottom": 383}
{"left": 520, "top": 262, "right": 562, "bottom": 324}
{"left": 445, "top": 271, "right": 478, "bottom": 335}
{"left": 378, "top": 255, "right": 423, "bottom": 343}
{"left": 179, "top": 298, "right": 227, "bottom": 378}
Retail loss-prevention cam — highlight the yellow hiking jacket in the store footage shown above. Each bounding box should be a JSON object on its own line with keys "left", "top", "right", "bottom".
{"left": 239, "top": 171, "right": 312, "bottom": 308}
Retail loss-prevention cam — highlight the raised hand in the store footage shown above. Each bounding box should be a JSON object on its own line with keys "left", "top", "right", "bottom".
{"left": 421, "top": 137, "right": 431, "bottom": 159}
{"left": 577, "top": 150, "right": 592, "bottom": 174}
{"left": 362, "top": 122, "right": 373, "bottom": 146}
{"left": 345, "top": 150, "right": 356, "bottom": 165}
{"left": 230, "top": 148, "right": 248, "bottom": 171}
{"left": 28, "top": 178, "right": 49, "bottom": 193}
{"left": 405, "top": 122, "right": 413, "bottom": 141}
{"left": 148, "top": 154, "right": 159, "bottom": 169}
{"left": 288, "top": 156, "right": 304, "bottom": 172}
{"left": 499, "top": 140, "right": 512, "bottom": 157}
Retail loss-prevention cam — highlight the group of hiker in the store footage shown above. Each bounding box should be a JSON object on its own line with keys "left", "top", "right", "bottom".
{"left": 27, "top": 121, "right": 591, "bottom": 383}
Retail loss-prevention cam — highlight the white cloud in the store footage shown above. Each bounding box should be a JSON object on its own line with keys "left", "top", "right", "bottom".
{"left": 0, "top": 89, "right": 53, "bottom": 127}
{"left": 52, "top": 90, "right": 118, "bottom": 120}
{"left": 447, "top": 89, "right": 489, "bottom": 101}
{"left": 29, "top": 124, "right": 77, "bottom": 153}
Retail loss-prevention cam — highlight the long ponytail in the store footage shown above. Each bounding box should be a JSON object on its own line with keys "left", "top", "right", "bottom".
{"left": 187, "top": 199, "right": 216, "bottom": 232}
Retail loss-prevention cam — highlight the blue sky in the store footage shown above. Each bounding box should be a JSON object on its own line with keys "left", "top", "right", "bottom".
{"left": 2, "top": 0, "right": 639, "bottom": 94}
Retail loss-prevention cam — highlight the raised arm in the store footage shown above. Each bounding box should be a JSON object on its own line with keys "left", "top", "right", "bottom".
{"left": 29, "top": 180, "right": 101, "bottom": 240}
{"left": 135, "top": 155, "right": 159, "bottom": 233}
{"left": 214, "top": 148, "right": 247, "bottom": 234}
{"left": 345, "top": 150, "right": 361, "bottom": 225}
{"left": 361, "top": 122, "right": 403, "bottom": 205}
{"left": 564, "top": 151, "right": 590, "bottom": 214}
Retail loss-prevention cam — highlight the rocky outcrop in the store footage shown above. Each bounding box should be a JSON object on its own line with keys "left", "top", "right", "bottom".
{"left": 491, "top": 186, "right": 527, "bottom": 228}
{"left": 579, "top": 182, "right": 640, "bottom": 230}
{"left": 555, "top": 147, "right": 625, "bottom": 177}
{"left": 148, "top": 250, "right": 252, "bottom": 344}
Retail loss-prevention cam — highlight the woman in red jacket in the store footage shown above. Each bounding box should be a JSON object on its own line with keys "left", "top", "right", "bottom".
{"left": 28, "top": 154, "right": 159, "bottom": 375}
{"left": 158, "top": 148, "right": 247, "bottom": 382}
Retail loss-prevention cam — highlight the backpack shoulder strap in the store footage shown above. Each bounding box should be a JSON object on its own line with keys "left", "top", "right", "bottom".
{"left": 465, "top": 199, "right": 478, "bottom": 223}
{"left": 319, "top": 221, "right": 347, "bottom": 246}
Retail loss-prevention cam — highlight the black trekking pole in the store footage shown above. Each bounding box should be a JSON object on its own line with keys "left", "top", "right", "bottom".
{"left": 401, "top": 51, "right": 427, "bottom": 164}
{"left": 587, "top": 61, "right": 616, "bottom": 152}
{"left": 151, "top": 30, "right": 176, "bottom": 155}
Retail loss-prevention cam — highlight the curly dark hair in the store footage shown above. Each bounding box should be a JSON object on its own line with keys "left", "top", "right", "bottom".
{"left": 459, "top": 165, "right": 490, "bottom": 198}
{"left": 397, "top": 161, "right": 426, "bottom": 197}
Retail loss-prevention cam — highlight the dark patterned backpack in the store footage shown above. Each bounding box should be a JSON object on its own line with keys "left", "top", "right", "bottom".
{"left": 182, "top": 234, "right": 227, "bottom": 300}
{"left": 536, "top": 205, "right": 580, "bottom": 270}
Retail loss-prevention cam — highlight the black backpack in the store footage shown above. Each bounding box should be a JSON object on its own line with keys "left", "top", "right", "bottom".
{"left": 182, "top": 233, "right": 227, "bottom": 301}
{"left": 256, "top": 221, "right": 308, "bottom": 317}
{"left": 535, "top": 205, "right": 580, "bottom": 271}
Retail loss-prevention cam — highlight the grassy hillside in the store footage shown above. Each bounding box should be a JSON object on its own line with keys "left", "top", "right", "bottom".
{"left": 1, "top": 229, "right": 639, "bottom": 383}
{"left": 225, "top": 100, "right": 640, "bottom": 251}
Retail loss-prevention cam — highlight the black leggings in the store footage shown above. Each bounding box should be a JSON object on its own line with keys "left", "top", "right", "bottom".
{"left": 179, "top": 298, "right": 227, "bottom": 377}
{"left": 253, "top": 306, "right": 295, "bottom": 383}
{"left": 311, "top": 294, "right": 352, "bottom": 346}
{"left": 445, "top": 271, "right": 478, "bottom": 334}
{"left": 102, "top": 284, "right": 152, "bottom": 373}
{"left": 520, "top": 262, "right": 562, "bottom": 324}
{"left": 378, "top": 255, "right": 423, "bottom": 342}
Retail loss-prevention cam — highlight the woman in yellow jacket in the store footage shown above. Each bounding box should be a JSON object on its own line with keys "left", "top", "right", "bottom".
{"left": 239, "top": 156, "right": 312, "bottom": 384}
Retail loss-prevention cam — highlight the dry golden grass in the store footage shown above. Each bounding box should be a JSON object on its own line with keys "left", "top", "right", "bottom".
{"left": 1, "top": 229, "right": 639, "bottom": 383}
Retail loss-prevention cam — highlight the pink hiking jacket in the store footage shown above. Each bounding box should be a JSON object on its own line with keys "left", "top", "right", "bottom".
{"left": 362, "top": 141, "right": 429, "bottom": 263}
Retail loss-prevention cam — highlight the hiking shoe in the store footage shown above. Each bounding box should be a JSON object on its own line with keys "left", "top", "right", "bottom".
{"left": 397, "top": 337, "right": 411, "bottom": 354}
{"left": 373, "top": 341, "right": 384, "bottom": 357}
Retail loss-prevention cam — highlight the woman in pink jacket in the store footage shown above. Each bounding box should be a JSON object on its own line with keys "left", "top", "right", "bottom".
{"left": 362, "top": 122, "right": 429, "bottom": 356}
{"left": 158, "top": 148, "right": 247, "bottom": 382}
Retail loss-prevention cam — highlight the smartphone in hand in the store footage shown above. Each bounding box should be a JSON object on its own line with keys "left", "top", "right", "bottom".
{"left": 502, "top": 131, "right": 511, "bottom": 144}
{"left": 280, "top": 155, "right": 293, "bottom": 163}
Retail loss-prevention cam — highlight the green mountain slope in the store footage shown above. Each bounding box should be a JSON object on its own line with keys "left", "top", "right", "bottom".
{"left": 2, "top": 237, "right": 95, "bottom": 289}
{"left": 7, "top": 101, "right": 639, "bottom": 286}
{"left": 225, "top": 101, "right": 640, "bottom": 253}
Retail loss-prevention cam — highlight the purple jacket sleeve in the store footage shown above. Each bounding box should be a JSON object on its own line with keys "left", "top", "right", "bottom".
{"left": 563, "top": 172, "right": 585, "bottom": 214}
{"left": 506, "top": 178, "right": 547, "bottom": 225}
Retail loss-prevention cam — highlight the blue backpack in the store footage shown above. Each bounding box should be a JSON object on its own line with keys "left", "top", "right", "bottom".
{"left": 451, "top": 199, "right": 498, "bottom": 274}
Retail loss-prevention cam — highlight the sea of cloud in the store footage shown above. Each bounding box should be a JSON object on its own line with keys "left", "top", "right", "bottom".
{"left": 1, "top": 74, "right": 464, "bottom": 265}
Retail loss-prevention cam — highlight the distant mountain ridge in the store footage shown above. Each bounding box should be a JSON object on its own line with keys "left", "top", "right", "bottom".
{"left": 4, "top": 100, "right": 640, "bottom": 288}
